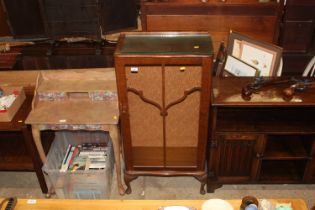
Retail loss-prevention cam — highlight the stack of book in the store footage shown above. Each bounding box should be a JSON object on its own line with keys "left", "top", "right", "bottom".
{"left": 60, "top": 143, "right": 109, "bottom": 172}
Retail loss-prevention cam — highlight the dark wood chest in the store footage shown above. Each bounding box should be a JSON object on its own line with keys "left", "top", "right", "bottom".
{"left": 140, "top": 0, "right": 282, "bottom": 53}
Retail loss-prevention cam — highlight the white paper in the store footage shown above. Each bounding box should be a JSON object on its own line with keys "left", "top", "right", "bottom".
{"left": 224, "top": 56, "right": 258, "bottom": 77}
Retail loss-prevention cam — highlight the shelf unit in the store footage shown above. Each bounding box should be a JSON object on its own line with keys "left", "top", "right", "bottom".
{"left": 208, "top": 77, "right": 315, "bottom": 192}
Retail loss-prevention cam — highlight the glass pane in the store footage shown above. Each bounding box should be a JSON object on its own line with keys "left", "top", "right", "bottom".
{"left": 120, "top": 33, "right": 213, "bottom": 55}
{"left": 164, "top": 66, "right": 201, "bottom": 168}
{"left": 126, "top": 66, "right": 164, "bottom": 167}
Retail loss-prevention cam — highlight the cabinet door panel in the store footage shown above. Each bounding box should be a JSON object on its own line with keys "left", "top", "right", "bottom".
{"left": 126, "top": 66, "right": 164, "bottom": 167}
{"left": 213, "top": 134, "right": 262, "bottom": 181}
{"left": 164, "top": 66, "right": 201, "bottom": 167}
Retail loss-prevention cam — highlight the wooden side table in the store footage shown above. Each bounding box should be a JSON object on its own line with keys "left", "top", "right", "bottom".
{"left": 25, "top": 69, "right": 125, "bottom": 195}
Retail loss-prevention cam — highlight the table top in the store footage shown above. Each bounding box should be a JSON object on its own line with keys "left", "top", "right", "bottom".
{"left": 25, "top": 69, "right": 119, "bottom": 125}
{"left": 213, "top": 77, "right": 315, "bottom": 107}
{"left": 7, "top": 199, "right": 308, "bottom": 210}
{"left": 25, "top": 100, "right": 119, "bottom": 125}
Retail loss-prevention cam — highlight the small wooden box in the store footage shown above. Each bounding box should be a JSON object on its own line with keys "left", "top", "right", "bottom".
{"left": 0, "top": 86, "right": 26, "bottom": 122}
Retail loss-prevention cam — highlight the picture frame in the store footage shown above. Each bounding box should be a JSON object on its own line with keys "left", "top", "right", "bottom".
{"left": 226, "top": 31, "right": 283, "bottom": 76}
{"left": 224, "top": 55, "right": 259, "bottom": 77}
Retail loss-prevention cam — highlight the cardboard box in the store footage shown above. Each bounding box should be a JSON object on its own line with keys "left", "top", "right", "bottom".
{"left": 0, "top": 86, "right": 26, "bottom": 122}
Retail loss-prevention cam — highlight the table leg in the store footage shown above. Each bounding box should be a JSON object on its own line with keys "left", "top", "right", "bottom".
{"left": 22, "top": 125, "right": 48, "bottom": 194}
{"left": 31, "top": 125, "right": 46, "bottom": 162}
{"left": 109, "top": 125, "right": 125, "bottom": 195}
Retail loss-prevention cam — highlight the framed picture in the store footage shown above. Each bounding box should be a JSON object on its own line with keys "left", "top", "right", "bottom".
{"left": 227, "top": 31, "right": 283, "bottom": 76}
{"left": 225, "top": 55, "right": 259, "bottom": 77}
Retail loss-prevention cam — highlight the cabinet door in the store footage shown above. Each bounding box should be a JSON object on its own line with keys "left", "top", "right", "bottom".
{"left": 125, "top": 66, "right": 164, "bottom": 169}
{"left": 164, "top": 65, "right": 202, "bottom": 168}
{"left": 124, "top": 65, "right": 207, "bottom": 170}
{"left": 209, "top": 134, "right": 265, "bottom": 182}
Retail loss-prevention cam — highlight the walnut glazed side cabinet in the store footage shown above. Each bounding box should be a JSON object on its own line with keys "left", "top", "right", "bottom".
{"left": 115, "top": 32, "right": 213, "bottom": 194}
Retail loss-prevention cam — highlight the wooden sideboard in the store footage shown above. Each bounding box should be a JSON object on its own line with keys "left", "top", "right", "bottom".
{"left": 208, "top": 77, "right": 315, "bottom": 192}
{"left": 140, "top": 0, "right": 283, "bottom": 53}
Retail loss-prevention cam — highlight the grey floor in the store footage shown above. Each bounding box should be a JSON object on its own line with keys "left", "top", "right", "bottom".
{"left": 0, "top": 170, "right": 314, "bottom": 209}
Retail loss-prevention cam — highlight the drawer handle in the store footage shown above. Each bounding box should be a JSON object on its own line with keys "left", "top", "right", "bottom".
{"left": 200, "top": 0, "right": 208, "bottom": 2}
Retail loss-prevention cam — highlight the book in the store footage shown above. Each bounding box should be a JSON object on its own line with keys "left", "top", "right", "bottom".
{"left": 60, "top": 145, "right": 73, "bottom": 172}
{"left": 68, "top": 156, "right": 88, "bottom": 172}
{"left": 60, "top": 142, "right": 110, "bottom": 172}
{"left": 67, "top": 146, "right": 79, "bottom": 170}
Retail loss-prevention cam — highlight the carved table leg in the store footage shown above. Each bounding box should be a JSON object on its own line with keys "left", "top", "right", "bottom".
{"left": 22, "top": 125, "right": 48, "bottom": 194}
{"left": 124, "top": 172, "right": 138, "bottom": 194}
{"left": 109, "top": 125, "right": 125, "bottom": 195}
{"left": 31, "top": 125, "right": 46, "bottom": 162}
{"left": 194, "top": 173, "right": 207, "bottom": 195}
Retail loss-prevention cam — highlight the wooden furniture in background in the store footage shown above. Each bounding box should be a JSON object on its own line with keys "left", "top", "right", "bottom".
{"left": 0, "top": 94, "right": 52, "bottom": 194}
{"left": 0, "top": 3, "right": 10, "bottom": 36}
{"left": 1, "top": 0, "right": 137, "bottom": 39}
{"left": 25, "top": 69, "right": 125, "bottom": 195}
{"left": 4, "top": 199, "right": 309, "bottom": 210}
{"left": 140, "top": 0, "right": 283, "bottom": 53}
{"left": 16, "top": 41, "right": 116, "bottom": 70}
{"left": 1, "top": 0, "right": 46, "bottom": 38}
{"left": 280, "top": 0, "right": 315, "bottom": 76}
{"left": 208, "top": 77, "right": 315, "bottom": 192}
{"left": 0, "top": 47, "right": 22, "bottom": 70}
{"left": 38, "top": 0, "right": 137, "bottom": 39}
{"left": 115, "top": 32, "right": 213, "bottom": 194}
{"left": 0, "top": 96, "right": 33, "bottom": 170}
